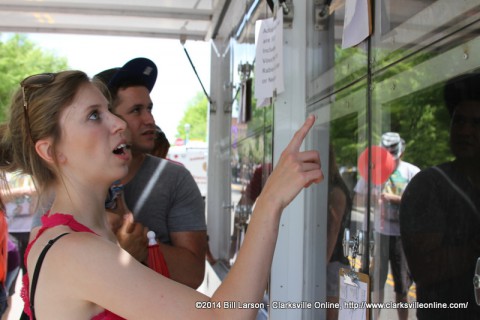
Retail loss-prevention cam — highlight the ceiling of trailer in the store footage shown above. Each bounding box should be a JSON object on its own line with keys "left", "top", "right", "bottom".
{"left": 0, "top": 0, "right": 247, "bottom": 41}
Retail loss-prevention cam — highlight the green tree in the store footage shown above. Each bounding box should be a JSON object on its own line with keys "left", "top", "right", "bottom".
{"left": 0, "top": 34, "right": 69, "bottom": 122}
{"left": 176, "top": 92, "right": 208, "bottom": 142}
{"left": 330, "top": 44, "right": 453, "bottom": 170}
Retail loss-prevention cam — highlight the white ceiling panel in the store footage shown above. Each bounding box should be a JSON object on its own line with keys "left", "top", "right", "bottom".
{"left": 0, "top": 0, "right": 229, "bottom": 41}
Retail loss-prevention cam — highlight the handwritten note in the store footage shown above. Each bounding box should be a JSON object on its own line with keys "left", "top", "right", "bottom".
{"left": 255, "top": 15, "right": 284, "bottom": 106}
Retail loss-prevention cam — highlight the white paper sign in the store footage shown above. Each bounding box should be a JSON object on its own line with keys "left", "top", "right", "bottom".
{"left": 255, "top": 15, "right": 284, "bottom": 105}
{"left": 342, "top": 0, "right": 371, "bottom": 49}
{"left": 339, "top": 269, "right": 369, "bottom": 320}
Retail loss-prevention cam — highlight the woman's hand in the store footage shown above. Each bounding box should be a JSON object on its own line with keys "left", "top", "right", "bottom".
{"left": 260, "top": 115, "right": 324, "bottom": 211}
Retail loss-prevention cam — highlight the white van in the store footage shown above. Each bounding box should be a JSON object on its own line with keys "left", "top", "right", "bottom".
{"left": 167, "top": 141, "right": 208, "bottom": 198}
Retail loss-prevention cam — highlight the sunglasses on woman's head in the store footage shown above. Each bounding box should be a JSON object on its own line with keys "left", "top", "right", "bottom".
{"left": 21, "top": 73, "right": 56, "bottom": 111}
{"left": 20, "top": 73, "right": 56, "bottom": 141}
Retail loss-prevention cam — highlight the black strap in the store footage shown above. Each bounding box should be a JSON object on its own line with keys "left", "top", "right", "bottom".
{"left": 29, "top": 232, "right": 70, "bottom": 320}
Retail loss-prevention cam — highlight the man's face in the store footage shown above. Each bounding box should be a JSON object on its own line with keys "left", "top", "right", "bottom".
{"left": 113, "top": 86, "right": 156, "bottom": 154}
{"left": 450, "top": 100, "right": 480, "bottom": 161}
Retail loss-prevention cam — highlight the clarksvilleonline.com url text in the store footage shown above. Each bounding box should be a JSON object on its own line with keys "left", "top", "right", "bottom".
{"left": 342, "top": 301, "right": 469, "bottom": 310}
{"left": 195, "top": 300, "right": 469, "bottom": 310}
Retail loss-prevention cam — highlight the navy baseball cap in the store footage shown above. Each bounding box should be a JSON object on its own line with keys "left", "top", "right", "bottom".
{"left": 94, "top": 57, "right": 157, "bottom": 92}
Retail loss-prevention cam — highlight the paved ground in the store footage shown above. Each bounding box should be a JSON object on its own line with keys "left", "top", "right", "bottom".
{"left": 377, "top": 274, "right": 417, "bottom": 320}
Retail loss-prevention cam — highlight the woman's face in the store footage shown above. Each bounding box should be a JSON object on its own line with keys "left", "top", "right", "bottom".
{"left": 56, "top": 82, "right": 131, "bottom": 186}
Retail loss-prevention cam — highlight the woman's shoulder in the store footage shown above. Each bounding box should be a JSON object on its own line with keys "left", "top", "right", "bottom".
{"left": 30, "top": 228, "right": 101, "bottom": 257}
{"left": 28, "top": 230, "right": 128, "bottom": 285}
{"left": 25, "top": 231, "right": 129, "bottom": 319}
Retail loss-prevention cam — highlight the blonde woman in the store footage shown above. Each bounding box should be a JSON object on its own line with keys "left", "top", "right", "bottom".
{"left": 0, "top": 70, "right": 323, "bottom": 319}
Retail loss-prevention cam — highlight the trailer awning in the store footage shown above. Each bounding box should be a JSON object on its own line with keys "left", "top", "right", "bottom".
{"left": 0, "top": 0, "right": 232, "bottom": 41}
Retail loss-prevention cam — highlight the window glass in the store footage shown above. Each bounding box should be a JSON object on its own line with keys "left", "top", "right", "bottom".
{"left": 229, "top": 37, "right": 274, "bottom": 318}
{"left": 306, "top": 1, "right": 368, "bottom": 103}
{"left": 305, "top": 1, "right": 480, "bottom": 319}
{"left": 370, "top": 25, "right": 480, "bottom": 318}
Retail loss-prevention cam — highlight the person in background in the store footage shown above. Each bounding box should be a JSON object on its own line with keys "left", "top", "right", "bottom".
{"left": 1, "top": 173, "right": 34, "bottom": 319}
{"left": 229, "top": 162, "right": 273, "bottom": 264}
{"left": 0, "top": 70, "right": 323, "bottom": 318}
{"left": 400, "top": 72, "right": 480, "bottom": 319}
{"left": 0, "top": 195, "right": 8, "bottom": 317}
{"left": 151, "top": 125, "right": 170, "bottom": 159}
{"left": 237, "top": 163, "right": 273, "bottom": 208}
{"left": 326, "top": 147, "right": 352, "bottom": 320}
{"left": 3, "top": 173, "right": 36, "bottom": 275}
{"left": 353, "top": 132, "right": 420, "bottom": 320}
{"left": 150, "top": 125, "right": 183, "bottom": 167}
{"left": 1, "top": 237, "right": 20, "bottom": 320}
{"left": 95, "top": 58, "right": 207, "bottom": 288}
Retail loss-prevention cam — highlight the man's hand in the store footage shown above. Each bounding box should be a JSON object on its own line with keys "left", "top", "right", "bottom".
{"left": 115, "top": 213, "right": 149, "bottom": 263}
{"left": 381, "top": 192, "right": 401, "bottom": 204}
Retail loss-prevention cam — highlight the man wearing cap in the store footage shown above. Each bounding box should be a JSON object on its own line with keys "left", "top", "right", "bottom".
{"left": 95, "top": 58, "right": 207, "bottom": 289}
{"left": 353, "top": 132, "right": 420, "bottom": 320}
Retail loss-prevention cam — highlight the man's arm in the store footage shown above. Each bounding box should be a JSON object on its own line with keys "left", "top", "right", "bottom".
{"left": 159, "top": 230, "right": 207, "bottom": 289}
{"left": 161, "top": 163, "right": 207, "bottom": 288}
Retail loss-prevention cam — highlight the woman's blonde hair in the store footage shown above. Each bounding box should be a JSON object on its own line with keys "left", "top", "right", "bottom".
{"left": 0, "top": 70, "right": 91, "bottom": 194}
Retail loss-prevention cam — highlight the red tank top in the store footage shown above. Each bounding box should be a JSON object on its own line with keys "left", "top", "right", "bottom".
{"left": 21, "top": 213, "right": 125, "bottom": 320}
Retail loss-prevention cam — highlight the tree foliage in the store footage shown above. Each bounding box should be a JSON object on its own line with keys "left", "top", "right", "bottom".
{"left": 0, "top": 34, "right": 69, "bottom": 122}
{"left": 330, "top": 45, "right": 453, "bottom": 171}
{"left": 176, "top": 92, "right": 208, "bottom": 141}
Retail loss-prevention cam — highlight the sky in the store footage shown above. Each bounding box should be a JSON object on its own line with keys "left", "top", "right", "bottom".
{"left": 2, "top": 32, "right": 211, "bottom": 142}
